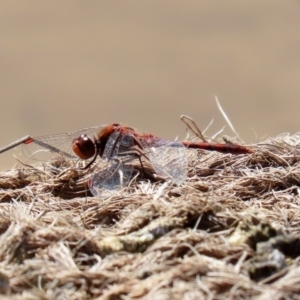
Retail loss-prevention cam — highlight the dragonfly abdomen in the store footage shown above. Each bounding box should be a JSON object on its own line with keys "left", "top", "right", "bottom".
{"left": 182, "top": 141, "right": 253, "bottom": 154}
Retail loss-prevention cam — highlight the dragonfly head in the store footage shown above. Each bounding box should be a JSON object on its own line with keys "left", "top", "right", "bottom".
{"left": 72, "top": 134, "right": 96, "bottom": 160}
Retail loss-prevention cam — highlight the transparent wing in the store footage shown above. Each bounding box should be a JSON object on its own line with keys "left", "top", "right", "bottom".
{"left": 88, "top": 132, "right": 135, "bottom": 198}
{"left": 22, "top": 125, "right": 102, "bottom": 162}
{"left": 102, "top": 130, "right": 136, "bottom": 159}
{"left": 89, "top": 159, "right": 134, "bottom": 198}
{"left": 141, "top": 138, "right": 188, "bottom": 184}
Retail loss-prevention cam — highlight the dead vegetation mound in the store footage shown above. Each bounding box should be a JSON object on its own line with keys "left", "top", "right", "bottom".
{"left": 0, "top": 133, "right": 300, "bottom": 299}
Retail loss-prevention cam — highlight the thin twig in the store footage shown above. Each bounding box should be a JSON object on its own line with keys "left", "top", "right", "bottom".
{"left": 180, "top": 115, "right": 207, "bottom": 142}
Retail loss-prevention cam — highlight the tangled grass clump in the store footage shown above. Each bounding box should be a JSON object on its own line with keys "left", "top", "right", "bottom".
{"left": 0, "top": 133, "right": 300, "bottom": 299}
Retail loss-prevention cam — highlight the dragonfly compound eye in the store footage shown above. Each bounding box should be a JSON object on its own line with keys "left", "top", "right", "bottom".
{"left": 72, "top": 134, "right": 96, "bottom": 160}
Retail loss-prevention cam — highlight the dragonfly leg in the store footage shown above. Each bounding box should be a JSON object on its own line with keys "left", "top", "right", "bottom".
{"left": 82, "top": 140, "right": 101, "bottom": 169}
{"left": 116, "top": 147, "right": 147, "bottom": 178}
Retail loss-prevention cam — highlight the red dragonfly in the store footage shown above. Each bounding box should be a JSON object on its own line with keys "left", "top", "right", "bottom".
{"left": 0, "top": 122, "right": 253, "bottom": 197}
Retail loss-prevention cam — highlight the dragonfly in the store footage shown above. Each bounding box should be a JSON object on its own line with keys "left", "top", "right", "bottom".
{"left": 0, "top": 121, "right": 253, "bottom": 198}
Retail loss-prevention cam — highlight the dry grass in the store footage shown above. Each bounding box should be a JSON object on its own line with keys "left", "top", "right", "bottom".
{"left": 1, "top": 133, "right": 300, "bottom": 299}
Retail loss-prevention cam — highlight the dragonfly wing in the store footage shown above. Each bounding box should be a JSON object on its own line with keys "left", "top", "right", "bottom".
{"left": 88, "top": 159, "right": 134, "bottom": 198}
{"left": 102, "top": 131, "right": 121, "bottom": 159}
{"left": 102, "top": 131, "right": 135, "bottom": 159}
{"left": 89, "top": 131, "right": 135, "bottom": 198}
{"left": 22, "top": 126, "right": 101, "bottom": 162}
{"left": 142, "top": 139, "right": 188, "bottom": 184}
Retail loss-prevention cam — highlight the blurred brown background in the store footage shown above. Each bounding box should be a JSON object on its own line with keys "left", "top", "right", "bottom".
{"left": 0, "top": 1, "right": 300, "bottom": 170}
